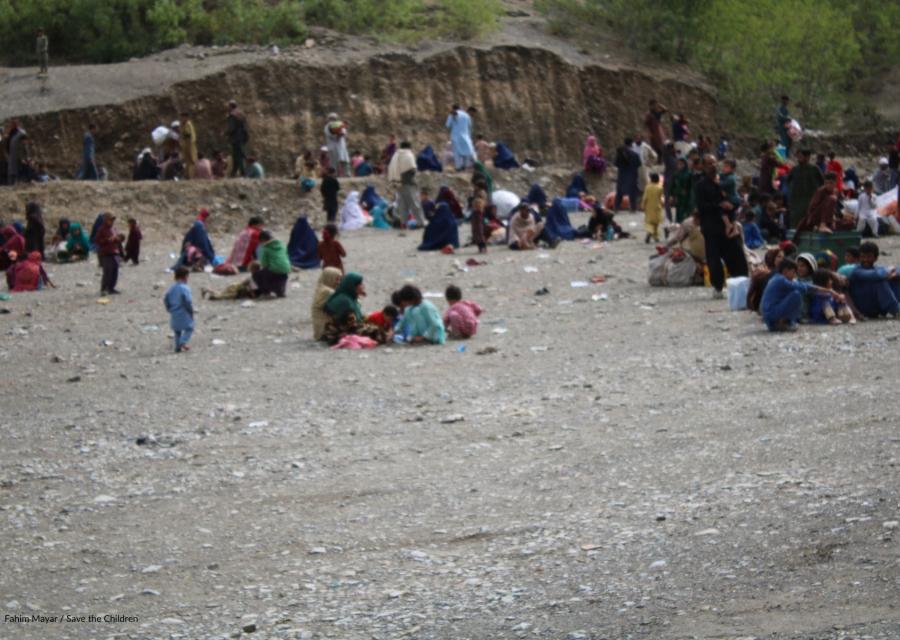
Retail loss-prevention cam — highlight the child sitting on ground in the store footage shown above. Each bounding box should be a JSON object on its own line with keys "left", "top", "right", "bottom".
{"left": 124, "top": 217, "right": 142, "bottom": 265}
{"left": 366, "top": 305, "right": 399, "bottom": 334}
{"left": 838, "top": 247, "right": 860, "bottom": 277}
{"left": 397, "top": 284, "right": 446, "bottom": 345}
{"left": 318, "top": 223, "right": 346, "bottom": 273}
{"left": 443, "top": 285, "right": 483, "bottom": 339}
{"left": 164, "top": 266, "right": 194, "bottom": 352}
{"left": 810, "top": 270, "right": 854, "bottom": 325}
{"left": 848, "top": 241, "right": 900, "bottom": 318}
{"left": 761, "top": 258, "right": 843, "bottom": 332}
{"left": 741, "top": 209, "right": 765, "bottom": 249}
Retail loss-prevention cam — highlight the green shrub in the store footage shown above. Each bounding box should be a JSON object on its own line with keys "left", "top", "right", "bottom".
{"left": 0, "top": 0, "right": 504, "bottom": 65}
{"left": 302, "top": 0, "right": 423, "bottom": 35}
{"left": 437, "top": 0, "right": 504, "bottom": 39}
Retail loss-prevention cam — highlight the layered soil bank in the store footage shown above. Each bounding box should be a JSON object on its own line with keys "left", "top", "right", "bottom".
{"left": 14, "top": 46, "right": 720, "bottom": 180}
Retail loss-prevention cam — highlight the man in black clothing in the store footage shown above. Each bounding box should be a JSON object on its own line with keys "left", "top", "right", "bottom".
{"left": 224, "top": 100, "right": 249, "bottom": 177}
{"left": 320, "top": 167, "right": 340, "bottom": 223}
{"left": 694, "top": 155, "right": 748, "bottom": 298}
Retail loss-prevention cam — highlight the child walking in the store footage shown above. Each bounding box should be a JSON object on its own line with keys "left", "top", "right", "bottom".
{"left": 124, "top": 217, "right": 142, "bottom": 265}
{"left": 640, "top": 173, "right": 664, "bottom": 243}
{"left": 318, "top": 223, "right": 346, "bottom": 273}
{"left": 470, "top": 197, "right": 487, "bottom": 253}
{"left": 443, "top": 285, "right": 483, "bottom": 339}
{"left": 164, "top": 266, "right": 194, "bottom": 353}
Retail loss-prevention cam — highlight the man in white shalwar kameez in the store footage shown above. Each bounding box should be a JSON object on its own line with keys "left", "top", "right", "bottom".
{"left": 324, "top": 113, "right": 350, "bottom": 177}
{"left": 445, "top": 105, "right": 476, "bottom": 171}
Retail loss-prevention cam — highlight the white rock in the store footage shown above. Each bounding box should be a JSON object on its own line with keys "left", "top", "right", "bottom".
{"left": 141, "top": 565, "right": 162, "bottom": 574}
{"left": 93, "top": 495, "right": 116, "bottom": 504}
{"left": 883, "top": 521, "right": 899, "bottom": 530}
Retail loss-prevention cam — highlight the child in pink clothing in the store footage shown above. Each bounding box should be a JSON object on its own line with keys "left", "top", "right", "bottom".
{"left": 443, "top": 285, "right": 483, "bottom": 339}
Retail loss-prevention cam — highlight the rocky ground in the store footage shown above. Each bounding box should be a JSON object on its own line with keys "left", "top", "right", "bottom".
{"left": 1, "top": 196, "right": 899, "bottom": 639}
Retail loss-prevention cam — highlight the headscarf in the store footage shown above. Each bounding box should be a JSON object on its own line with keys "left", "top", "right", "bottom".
{"left": 25, "top": 202, "right": 43, "bottom": 225}
{"left": 182, "top": 220, "right": 215, "bottom": 262}
{"left": 763, "top": 248, "right": 780, "bottom": 269}
{"left": 311, "top": 267, "right": 344, "bottom": 340}
{"left": 56, "top": 218, "right": 71, "bottom": 239}
{"left": 339, "top": 191, "right": 367, "bottom": 231}
{"left": 583, "top": 135, "right": 603, "bottom": 167}
{"left": 2, "top": 225, "right": 25, "bottom": 254}
{"left": 473, "top": 161, "right": 494, "bottom": 195}
{"left": 11, "top": 251, "right": 42, "bottom": 292}
{"left": 287, "top": 216, "right": 320, "bottom": 269}
{"left": 544, "top": 198, "right": 576, "bottom": 241}
{"left": 493, "top": 142, "right": 519, "bottom": 170}
{"left": 797, "top": 253, "right": 817, "bottom": 274}
{"left": 436, "top": 187, "right": 463, "bottom": 218}
{"left": 416, "top": 145, "right": 443, "bottom": 172}
{"left": 66, "top": 222, "right": 90, "bottom": 254}
{"left": 566, "top": 173, "right": 588, "bottom": 198}
{"left": 197, "top": 208, "right": 210, "bottom": 223}
{"left": 325, "top": 272, "right": 364, "bottom": 321}
{"left": 418, "top": 203, "right": 460, "bottom": 251}
{"left": 89, "top": 213, "right": 105, "bottom": 245}
{"left": 526, "top": 184, "right": 548, "bottom": 208}
{"left": 361, "top": 185, "right": 385, "bottom": 211}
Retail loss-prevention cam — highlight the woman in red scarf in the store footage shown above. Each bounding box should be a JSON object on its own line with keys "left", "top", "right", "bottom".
{"left": 583, "top": 135, "right": 606, "bottom": 176}
{"left": 1, "top": 226, "right": 26, "bottom": 271}
{"left": 10, "top": 251, "right": 51, "bottom": 292}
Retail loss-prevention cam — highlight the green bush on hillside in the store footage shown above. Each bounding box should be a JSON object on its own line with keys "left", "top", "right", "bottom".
{"left": 439, "top": 0, "right": 504, "bottom": 39}
{"left": 536, "top": 0, "right": 896, "bottom": 133}
{"left": 0, "top": 0, "right": 504, "bottom": 66}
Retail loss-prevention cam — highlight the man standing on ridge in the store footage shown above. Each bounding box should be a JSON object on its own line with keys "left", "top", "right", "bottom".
{"left": 445, "top": 104, "right": 475, "bottom": 172}
{"left": 180, "top": 111, "right": 198, "bottom": 179}
{"left": 225, "top": 100, "right": 249, "bottom": 178}
{"left": 36, "top": 29, "right": 49, "bottom": 77}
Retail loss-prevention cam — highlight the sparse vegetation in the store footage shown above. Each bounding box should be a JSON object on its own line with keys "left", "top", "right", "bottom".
{"left": 0, "top": 0, "right": 504, "bottom": 65}
{"left": 535, "top": 0, "right": 900, "bottom": 133}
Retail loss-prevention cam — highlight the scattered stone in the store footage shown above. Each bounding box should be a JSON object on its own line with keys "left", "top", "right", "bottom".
{"left": 440, "top": 414, "right": 465, "bottom": 424}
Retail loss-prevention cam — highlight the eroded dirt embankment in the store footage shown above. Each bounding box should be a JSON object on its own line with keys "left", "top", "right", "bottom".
{"left": 16, "top": 46, "right": 719, "bottom": 179}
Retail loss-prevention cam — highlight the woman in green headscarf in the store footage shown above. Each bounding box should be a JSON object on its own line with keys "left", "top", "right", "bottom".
{"left": 322, "top": 272, "right": 365, "bottom": 344}
{"left": 59, "top": 221, "right": 90, "bottom": 262}
{"left": 473, "top": 161, "right": 493, "bottom": 196}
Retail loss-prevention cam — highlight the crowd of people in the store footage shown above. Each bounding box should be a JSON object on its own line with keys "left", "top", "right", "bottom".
{"left": 3, "top": 93, "right": 900, "bottom": 348}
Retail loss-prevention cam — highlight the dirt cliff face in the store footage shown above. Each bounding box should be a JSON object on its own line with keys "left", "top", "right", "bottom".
{"left": 18, "top": 46, "right": 720, "bottom": 179}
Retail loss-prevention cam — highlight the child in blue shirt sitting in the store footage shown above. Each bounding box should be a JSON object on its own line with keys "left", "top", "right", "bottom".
{"left": 848, "top": 241, "right": 900, "bottom": 318}
{"left": 741, "top": 209, "right": 765, "bottom": 249}
{"left": 761, "top": 258, "right": 843, "bottom": 332}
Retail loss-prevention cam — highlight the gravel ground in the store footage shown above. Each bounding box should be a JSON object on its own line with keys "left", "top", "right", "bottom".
{"left": 1, "top": 215, "right": 900, "bottom": 640}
